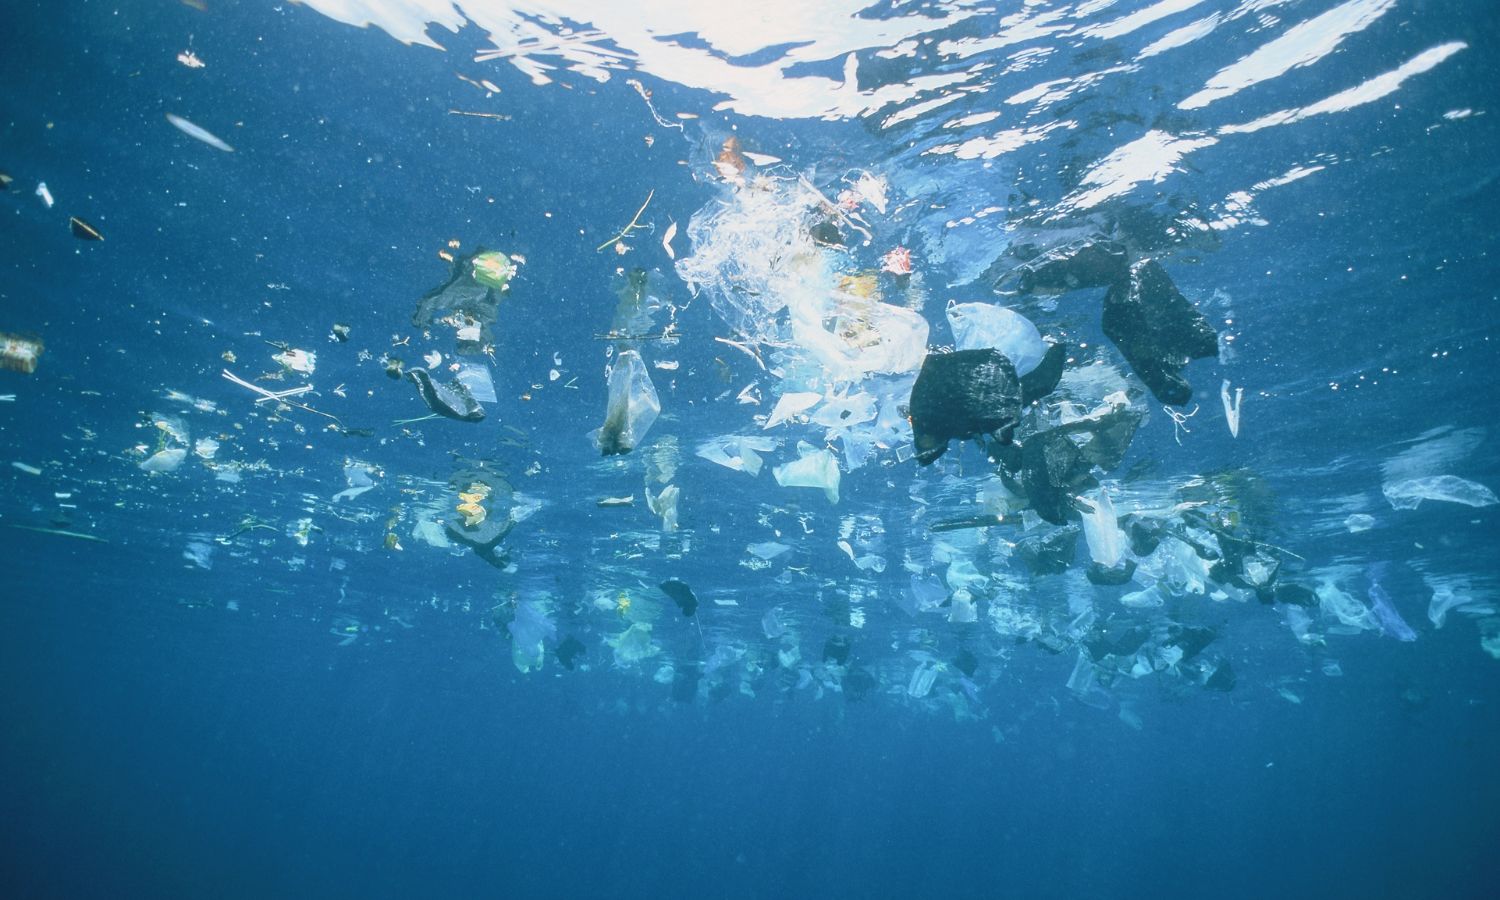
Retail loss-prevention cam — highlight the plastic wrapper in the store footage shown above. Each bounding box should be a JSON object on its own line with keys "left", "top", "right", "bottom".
{"left": 140, "top": 447, "right": 187, "bottom": 473}
{"left": 594, "top": 350, "right": 660, "bottom": 456}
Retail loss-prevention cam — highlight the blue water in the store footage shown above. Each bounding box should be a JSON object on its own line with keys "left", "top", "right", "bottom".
{"left": 2, "top": 1, "right": 1498, "bottom": 897}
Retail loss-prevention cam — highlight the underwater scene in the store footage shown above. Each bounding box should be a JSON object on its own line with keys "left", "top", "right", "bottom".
{"left": 2, "top": 0, "right": 1497, "bottom": 897}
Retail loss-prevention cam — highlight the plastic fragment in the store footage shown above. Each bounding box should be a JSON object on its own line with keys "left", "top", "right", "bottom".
{"left": 772, "top": 442, "right": 841, "bottom": 503}
{"left": 946, "top": 301, "right": 1046, "bottom": 375}
{"left": 407, "top": 367, "right": 485, "bottom": 421}
{"left": 166, "top": 113, "right": 234, "bottom": 152}
{"left": 1382, "top": 475, "right": 1497, "bottom": 510}
{"left": 1220, "top": 380, "right": 1243, "bottom": 438}
{"left": 594, "top": 349, "right": 659, "bottom": 455}
{"left": 140, "top": 447, "right": 187, "bottom": 473}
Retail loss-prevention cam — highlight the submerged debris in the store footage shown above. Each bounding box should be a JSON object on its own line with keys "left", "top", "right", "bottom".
{"left": 1102, "top": 260, "right": 1219, "bottom": 405}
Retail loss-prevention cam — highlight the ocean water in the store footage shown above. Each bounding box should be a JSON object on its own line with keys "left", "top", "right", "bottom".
{"left": 1, "top": 1, "right": 1497, "bottom": 897}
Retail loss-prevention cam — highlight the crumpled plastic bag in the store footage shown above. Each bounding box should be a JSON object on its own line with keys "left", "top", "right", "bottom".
{"left": 772, "top": 441, "right": 841, "bottom": 503}
{"left": 594, "top": 350, "right": 660, "bottom": 456}
{"left": 947, "top": 301, "right": 1046, "bottom": 375}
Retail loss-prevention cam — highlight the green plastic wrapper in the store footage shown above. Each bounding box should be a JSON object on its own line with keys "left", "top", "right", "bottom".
{"left": 470, "top": 251, "right": 515, "bottom": 291}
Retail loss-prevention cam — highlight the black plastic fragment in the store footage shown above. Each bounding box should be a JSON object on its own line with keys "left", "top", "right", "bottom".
{"left": 1102, "top": 259, "right": 1219, "bottom": 405}
{"left": 1019, "top": 429, "right": 1095, "bottom": 525}
{"left": 1019, "top": 341, "right": 1068, "bottom": 405}
{"left": 1273, "top": 583, "right": 1318, "bottom": 607}
{"left": 1014, "top": 525, "right": 1080, "bottom": 575}
{"left": 1165, "top": 624, "right": 1218, "bottom": 661}
{"left": 1086, "top": 558, "right": 1137, "bottom": 586}
{"left": 407, "top": 367, "right": 485, "bottom": 421}
{"left": 660, "top": 578, "right": 698, "bottom": 617}
{"left": 1005, "top": 236, "right": 1129, "bottom": 295}
{"left": 909, "top": 349, "right": 1022, "bottom": 465}
{"left": 844, "top": 666, "right": 877, "bottom": 701}
{"left": 556, "top": 636, "right": 587, "bottom": 670}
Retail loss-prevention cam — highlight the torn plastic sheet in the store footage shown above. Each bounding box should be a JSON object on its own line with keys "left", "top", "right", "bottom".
{"left": 1221, "top": 380, "right": 1243, "bottom": 438}
{"left": 764, "top": 392, "right": 821, "bottom": 428}
{"left": 140, "top": 447, "right": 187, "bottom": 473}
{"left": 772, "top": 441, "right": 840, "bottom": 503}
{"left": 332, "top": 460, "right": 379, "bottom": 502}
{"left": 1367, "top": 566, "right": 1417, "bottom": 642}
{"left": 1382, "top": 475, "right": 1497, "bottom": 510}
{"left": 455, "top": 362, "right": 497, "bottom": 403}
{"left": 695, "top": 435, "right": 778, "bottom": 475}
{"left": 408, "top": 368, "right": 485, "bottom": 421}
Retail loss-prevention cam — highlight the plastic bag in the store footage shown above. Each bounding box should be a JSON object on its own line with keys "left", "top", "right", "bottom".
{"left": 946, "top": 301, "right": 1046, "bottom": 375}
{"left": 594, "top": 350, "right": 660, "bottom": 456}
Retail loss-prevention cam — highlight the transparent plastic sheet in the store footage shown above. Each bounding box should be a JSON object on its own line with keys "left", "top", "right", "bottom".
{"left": 593, "top": 350, "right": 660, "bottom": 455}
{"left": 508, "top": 599, "right": 557, "bottom": 673}
{"left": 772, "top": 442, "right": 840, "bottom": 503}
{"left": 675, "top": 177, "right": 821, "bottom": 344}
{"left": 1077, "top": 489, "right": 1127, "bottom": 568}
{"left": 946, "top": 301, "right": 1046, "bottom": 375}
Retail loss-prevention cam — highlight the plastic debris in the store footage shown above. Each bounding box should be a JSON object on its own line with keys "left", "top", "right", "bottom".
{"left": 1221, "top": 380, "right": 1243, "bottom": 437}
{"left": 165, "top": 113, "right": 234, "bottom": 152}
{"left": 407, "top": 367, "right": 485, "bottom": 421}
{"left": 470, "top": 250, "right": 516, "bottom": 291}
{"left": 764, "top": 392, "right": 821, "bottom": 428}
{"left": 660, "top": 579, "right": 698, "bottom": 617}
{"left": 695, "top": 435, "right": 777, "bottom": 475}
{"left": 69, "top": 216, "right": 103, "bottom": 241}
{"left": 273, "top": 348, "right": 316, "bottom": 375}
{"left": 1382, "top": 475, "right": 1497, "bottom": 510}
{"left": 508, "top": 599, "right": 556, "bottom": 673}
{"left": 594, "top": 350, "right": 659, "bottom": 455}
{"left": 332, "top": 460, "right": 379, "bottom": 502}
{"left": 0, "top": 333, "right": 43, "bottom": 373}
{"left": 946, "top": 302, "right": 1046, "bottom": 375}
{"left": 454, "top": 361, "right": 497, "bottom": 403}
{"left": 772, "top": 442, "right": 841, "bottom": 503}
{"left": 140, "top": 447, "right": 187, "bottom": 473}
{"left": 909, "top": 349, "right": 1022, "bottom": 465}
{"left": 609, "top": 622, "right": 659, "bottom": 666}
{"left": 1102, "top": 260, "right": 1219, "bottom": 405}
{"left": 412, "top": 247, "right": 515, "bottom": 353}
{"left": 444, "top": 468, "right": 513, "bottom": 567}
{"left": 1078, "top": 490, "right": 1127, "bottom": 569}
{"left": 35, "top": 182, "right": 54, "bottom": 208}
{"left": 1002, "top": 236, "right": 1129, "bottom": 295}
{"left": 1367, "top": 566, "right": 1417, "bottom": 641}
